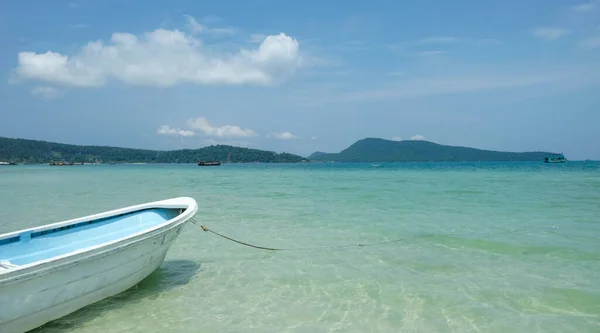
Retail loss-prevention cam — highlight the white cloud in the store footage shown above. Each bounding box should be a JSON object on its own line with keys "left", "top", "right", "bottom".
{"left": 184, "top": 15, "right": 206, "bottom": 34}
{"left": 572, "top": 1, "right": 598, "bottom": 12}
{"left": 184, "top": 15, "right": 237, "bottom": 36}
{"left": 31, "top": 86, "right": 62, "bottom": 99}
{"left": 311, "top": 136, "right": 317, "bottom": 140}
{"left": 157, "top": 125, "right": 195, "bottom": 137}
{"left": 410, "top": 135, "right": 425, "bottom": 140}
{"left": 344, "top": 73, "right": 571, "bottom": 102}
{"left": 580, "top": 37, "right": 600, "bottom": 48}
{"left": 15, "top": 51, "right": 104, "bottom": 87}
{"left": 187, "top": 117, "right": 257, "bottom": 138}
{"left": 268, "top": 132, "right": 298, "bottom": 140}
{"left": 391, "top": 136, "right": 402, "bottom": 141}
{"left": 13, "top": 24, "right": 302, "bottom": 88}
{"left": 532, "top": 27, "right": 570, "bottom": 41}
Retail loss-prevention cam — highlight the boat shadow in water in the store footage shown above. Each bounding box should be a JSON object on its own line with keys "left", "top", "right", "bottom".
{"left": 31, "top": 259, "right": 201, "bottom": 332}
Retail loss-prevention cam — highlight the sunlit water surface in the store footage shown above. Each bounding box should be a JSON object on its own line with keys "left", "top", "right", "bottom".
{"left": 1, "top": 162, "right": 599, "bottom": 332}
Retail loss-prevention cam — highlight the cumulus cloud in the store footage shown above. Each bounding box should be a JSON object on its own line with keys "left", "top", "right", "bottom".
{"left": 532, "top": 27, "right": 570, "bottom": 41}
{"left": 268, "top": 132, "right": 298, "bottom": 140}
{"left": 13, "top": 22, "right": 302, "bottom": 88}
{"left": 157, "top": 125, "right": 195, "bottom": 137}
{"left": 16, "top": 51, "right": 104, "bottom": 87}
{"left": 391, "top": 136, "right": 402, "bottom": 141}
{"left": 187, "top": 117, "right": 257, "bottom": 138}
{"left": 31, "top": 86, "right": 62, "bottom": 99}
{"left": 410, "top": 135, "right": 426, "bottom": 140}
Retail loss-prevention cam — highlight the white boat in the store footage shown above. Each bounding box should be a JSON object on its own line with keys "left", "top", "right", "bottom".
{"left": 0, "top": 197, "right": 198, "bottom": 333}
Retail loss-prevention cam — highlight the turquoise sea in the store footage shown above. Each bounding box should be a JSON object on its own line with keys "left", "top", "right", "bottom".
{"left": 1, "top": 162, "right": 599, "bottom": 332}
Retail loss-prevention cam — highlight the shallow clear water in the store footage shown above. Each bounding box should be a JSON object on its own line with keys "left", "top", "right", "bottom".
{"left": 1, "top": 162, "right": 599, "bottom": 332}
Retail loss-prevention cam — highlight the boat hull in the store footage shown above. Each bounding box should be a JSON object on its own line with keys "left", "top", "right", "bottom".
{"left": 0, "top": 198, "right": 197, "bottom": 333}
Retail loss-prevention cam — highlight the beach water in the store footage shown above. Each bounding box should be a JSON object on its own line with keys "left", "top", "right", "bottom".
{"left": 1, "top": 162, "right": 599, "bottom": 332}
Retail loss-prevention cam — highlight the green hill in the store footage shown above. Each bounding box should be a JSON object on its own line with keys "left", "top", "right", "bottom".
{"left": 0, "top": 137, "right": 308, "bottom": 164}
{"left": 308, "top": 138, "right": 555, "bottom": 162}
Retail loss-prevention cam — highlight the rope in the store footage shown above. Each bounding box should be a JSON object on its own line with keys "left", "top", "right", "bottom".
{"left": 190, "top": 218, "right": 435, "bottom": 251}
{"left": 191, "top": 218, "right": 537, "bottom": 252}
{"left": 191, "top": 219, "right": 283, "bottom": 251}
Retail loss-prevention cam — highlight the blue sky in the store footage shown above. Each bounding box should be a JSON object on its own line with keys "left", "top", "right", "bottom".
{"left": 1, "top": 0, "right": 599, "bottom": 159}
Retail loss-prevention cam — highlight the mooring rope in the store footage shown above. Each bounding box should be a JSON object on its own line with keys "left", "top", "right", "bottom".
{"left": 190, "top": 218, "right": 538, "bottom": 252}
{"left": 190, "top": 218, "right": 436, "bottom": 251}
{"left": 191, "top": 219, "right": 284, "bottom": 251}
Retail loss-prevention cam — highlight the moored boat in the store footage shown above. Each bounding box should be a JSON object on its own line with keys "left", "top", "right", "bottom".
{"left": 197, "top": 161, "right": 221, "bottom": 166}
{"left": 544, "top": 153, "right": 567, "bottom": 163}
{"left": 0, "top": 197, "right": 198, "bottom": 333}
{"left": 48, "top": 161, "right": 73, "bottom": 166}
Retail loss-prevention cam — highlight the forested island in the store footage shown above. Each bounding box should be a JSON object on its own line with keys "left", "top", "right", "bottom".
{"left": 0, "top": 137, "right": 308, "bottom": 164}
{"left": 308, "top": 138, "right": 555, "bottom": 162}
{"left": 1, "top": 136, "right": 558, "bottom": 164}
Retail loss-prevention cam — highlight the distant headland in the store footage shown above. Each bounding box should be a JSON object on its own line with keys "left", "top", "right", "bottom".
{"left": 0, "top": 136, "right": 559, "bottom": 164}
{"left": 0, "top": 137, "right": 307, "bottom": 164}
{"left": 308, "top": 138, "right": 557, "bottom": 162}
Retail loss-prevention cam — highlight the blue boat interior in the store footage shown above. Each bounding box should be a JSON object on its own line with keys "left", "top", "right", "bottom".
{"left": 0, "top": 208, "right": 181, "bottom": 267}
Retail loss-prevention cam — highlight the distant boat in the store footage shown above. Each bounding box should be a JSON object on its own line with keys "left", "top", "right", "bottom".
{"left": 48, "top": 161, "right": 74, "bottom": 166}
{"left": 544, "top": 154, "right": 567, "bottom": 163}
{"left": 48, "top": 161, "right": 84, "bottom": 166}
{"left": 197, "top": 161, "right": 221, "bottom": 166}
{"left": 0, "top": 197, "right": 198, "bottom": 333}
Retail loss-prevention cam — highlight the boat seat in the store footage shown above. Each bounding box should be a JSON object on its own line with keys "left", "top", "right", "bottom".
{"left": 0, "top": 260, "right": 18, "bottom": 270}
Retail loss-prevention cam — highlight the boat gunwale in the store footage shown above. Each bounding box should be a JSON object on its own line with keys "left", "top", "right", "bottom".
{"left": 0, "top": 197, "right": 198, "bottom": 283}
